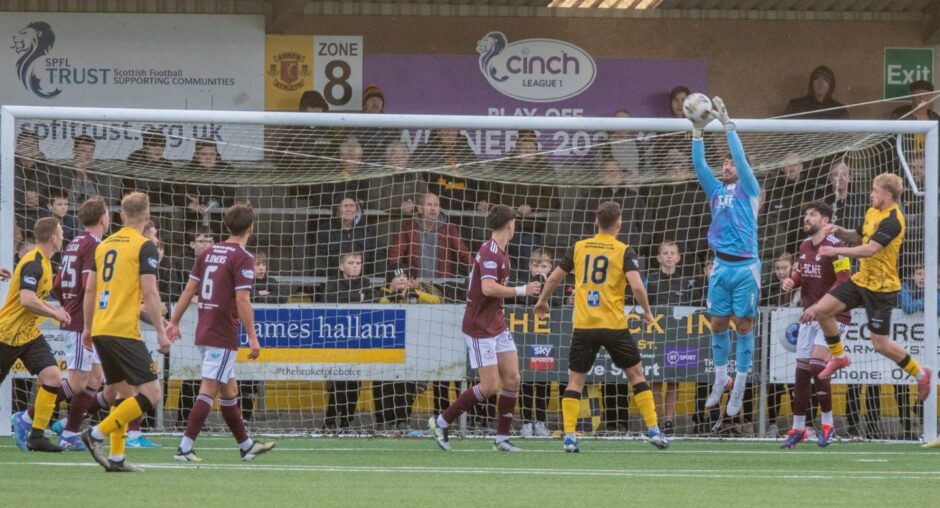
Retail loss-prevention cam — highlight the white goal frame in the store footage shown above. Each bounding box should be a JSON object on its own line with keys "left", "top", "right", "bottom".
{"left": 1, "top": 105, "right": 936, "bottom": 441}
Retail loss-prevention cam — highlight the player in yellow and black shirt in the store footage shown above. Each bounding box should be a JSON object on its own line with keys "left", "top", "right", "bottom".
{"left": 0, "top": 218, "right": 71, "bottom": 452}
{"left": 803, "top": 173, "right": 932, "bottom": 401}
{"left": 80, "top": 192, "right": 174, "bottom": 472}
{"left": 535, "top": 201, "right": 668, "bottom": 453}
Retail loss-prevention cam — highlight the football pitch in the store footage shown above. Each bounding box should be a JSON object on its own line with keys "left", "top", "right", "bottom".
{"left": 0, "top": 437, "right": 936, "bottom": 507}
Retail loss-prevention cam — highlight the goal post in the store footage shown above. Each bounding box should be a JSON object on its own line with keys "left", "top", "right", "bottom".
{"left": 0, "top": 104, "right": 936, "bottom": 441}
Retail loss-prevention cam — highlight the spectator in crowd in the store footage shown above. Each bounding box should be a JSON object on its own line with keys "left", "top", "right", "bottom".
{"left": 63, "top": 135, "right": 121, "bottom": 206}
{"left": 784, "top": 65, "right": 848, "bottom": 119}
{"left": 372, "top": 268, "right": 442, "bottom": 432}
{"left": 322, "top": 251, "right": 372, "bottom": 432}
{"left": 370, "top": 140, "right": 423, "bottom": 219}
{"left": 316, "top": 135, "right": 371, "bottom": 208}
{"left": 181, "top": 138, "right": 233, "bottom": 230}
{"left": 15, "top": 131, "right": 62, "bottom": 234}
{"left": 173, "top": 224, "right": 215, "bottom": 428}
{"left": 646, "top": 153, "right": 708, "bottom": 265}
{"left": 645, "top": 241, "right": 694, "bottom": 434}
{"left": 823, "top": 160, "right": 868, "bottom": 227}
{"left": 689, "top": 256, "right": 721, "bottom": 433}
{"left": 598, "top": 109, "right": 643, "bottom": 179}
{"left": 413, "top": 128, "right": 488, "bottom": 214}
{"left": 572, "top": 159, "right": 650, "bottom": 254}
{"left": 495, "top": 131, "right": 558, "bottom": 265}
{"left": 669, "top": 86, "right": 691, "bottom": 119}
{"left": 901, "top": 265, "right": 939, "bottom": 315}
{"left": 761, "top": 153, "right": 817, "bottom": 258}
{"left": 359, "top": 84, "right": 398, "bottom": 164}
{"left": 389, "top": 192, "right": 471, "bottom": 280}
{"left": 892, "top": 80, "right": 940, "bottom": 121}
{"left": 313, "top": 195, "right": 379, "bottom": 277}
{"left": 650, "top": 87, "right": 693, "bottom": 166}
{"left": 252, "top": 250, "right": 285, "bottom": 305}
{"left": 126, "top": 128, "right": 175, "bottom": 204}
{"left": 518, "top": 248, "right": 554, "bottom": 438}
{"left": 760, "top": 252, "right": 798, "bottom": 437}
{"left": 43, "top": 191, "right": 80, "bottom": 243}
{"left": 899, "top": 152, "right": 926, "bottom": 278}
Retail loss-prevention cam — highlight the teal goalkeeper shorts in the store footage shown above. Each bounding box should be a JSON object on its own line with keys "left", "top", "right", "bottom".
{"left": 707, "top": 257, "right": 760, "bottom": 318}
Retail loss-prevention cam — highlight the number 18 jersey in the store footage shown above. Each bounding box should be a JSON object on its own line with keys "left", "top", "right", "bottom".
{"left": 189, "top": 242, "right": 255, "bottom": 350}
{"left": 559, "top": 233, "right": 639, "bottom": 330}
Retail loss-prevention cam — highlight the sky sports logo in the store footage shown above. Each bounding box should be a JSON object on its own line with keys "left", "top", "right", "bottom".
{"left": 664, "top": 347, "right": 698, "bottom": 368}
{"left": 528, "top": 345, "right": 555, "bottom": 371}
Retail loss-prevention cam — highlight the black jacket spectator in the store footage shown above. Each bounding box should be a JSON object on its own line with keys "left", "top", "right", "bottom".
{"left": 313, "top": 200, "right": 379, "bottom": 277}
{"left": 324, "top": 276, "right": 372, "bottom": 304}
{"left": 785, "top": 66, "right": 848, "bottom": 120}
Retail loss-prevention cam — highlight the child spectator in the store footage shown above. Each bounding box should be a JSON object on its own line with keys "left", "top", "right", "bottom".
{"left": 44, "top": 191, "right": 80, "bottom": 243}
{"left": 519, "top": 248, "right": 554, "bottom": 438}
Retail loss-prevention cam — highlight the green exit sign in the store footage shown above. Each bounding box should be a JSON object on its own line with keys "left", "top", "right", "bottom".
{"left": 884, "top": 47, "right": 934, "bottom": 100}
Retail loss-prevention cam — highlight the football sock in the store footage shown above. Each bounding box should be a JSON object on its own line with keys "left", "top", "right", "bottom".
{"left": 181, "top": 394, "right": 213, "bottom": 448}
{"left": 495, "top": 389, "right": 517, "bottom": 441}
{"left": 711, "top": 330, "right": 731, "bottom": 367}
{"left": 633, "top": 382, "right": 658, "bottom": 429}
{"left": 220, "top": 397, "right": 251, "bottom": 446}
{"left": 561, "top": 390, "right": 582, "bottom": 435}
{"left": 791, "top": 359, "right": 812, "bottom": 425}
{"left": 128, "top": 416, "right": 143, "bottom": 439}
{"left": 821, "top": 411, "right": 834, "bottom": 427}
{"left": 30, "top": 384, "right": 59, "bottom": 438}
{"left": 96, "top": 390, "right": 110, "bottom": 411}
{"left": 96, "top": 394, "right": 151, "bottom": 437}
{"left": 824, "top": 334, "right": 844, "bottom": 357}
{"left": 110, "top": 420, "right": 128, "bottom": 461}
{"left": 897, "top": 354, "right": 923, "bottom": 379}
{"left": 64, "top": 389, "right": 96, "bottom": 434}
{"left": 735, "top": 331, "right": 754, "bottom": 372}
{"left": 714, "top": 366, "right": 729, "bottom": 389}
{"left": 808, "top": 359, "right": 833, "bottom": 413}
{"left": 27, "top": 380, "right": 71, "bottom": 421}
{"left": 733, "top": 372, "right": 748, "bottom": 392}
{"left": 440, "top": 385, "right": 485, "bottom": 425}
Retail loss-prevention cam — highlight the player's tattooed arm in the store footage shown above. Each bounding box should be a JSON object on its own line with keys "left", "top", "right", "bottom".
{"left": 825, "top": 224, "right": 862, "bottom": 246}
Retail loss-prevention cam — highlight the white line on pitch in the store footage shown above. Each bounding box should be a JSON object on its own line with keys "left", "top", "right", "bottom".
{"left": 2, "top": 462, "right": 937, "bottom": 480}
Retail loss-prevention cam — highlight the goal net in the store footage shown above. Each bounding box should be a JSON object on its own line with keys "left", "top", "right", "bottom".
{"left": 1, "top": 106, "right": 936, "bottom": 442}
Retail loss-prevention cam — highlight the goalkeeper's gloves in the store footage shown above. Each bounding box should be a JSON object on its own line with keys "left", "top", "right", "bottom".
{"left": 712, "top": 96, "right": 735, "bottom": 132}
{"left": 690, "top": 113, "right": 713, "bottom": 139}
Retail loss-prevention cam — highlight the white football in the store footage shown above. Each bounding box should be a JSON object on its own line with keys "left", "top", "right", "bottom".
{"left": 682, "top": 93, "right": 715, "bottom": 124}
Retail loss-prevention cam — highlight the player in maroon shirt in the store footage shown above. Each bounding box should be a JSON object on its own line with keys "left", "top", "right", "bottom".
{"left": 166, "top": 204, "right": 274, "bottom": 462}
{"left": 428, "top": 205, "right": 540, "bottom": 452}
{"left": 51, "top": 198, "right": 111, "bottom": 450}
{"left": 779, "top": 201, "right": 851, "bottom": 449}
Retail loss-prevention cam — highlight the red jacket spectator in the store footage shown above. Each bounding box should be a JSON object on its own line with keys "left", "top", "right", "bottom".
{"left": 389, "top": 193, "right": 471, "bottom": 277}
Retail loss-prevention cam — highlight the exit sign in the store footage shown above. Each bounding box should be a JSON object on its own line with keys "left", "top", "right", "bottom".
{"left": 884, "top": 47, "right": 934, "bottom": 100}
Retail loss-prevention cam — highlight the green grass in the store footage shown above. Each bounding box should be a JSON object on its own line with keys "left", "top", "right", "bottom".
{"left": 0, "top": 436, "right": 936, "bottom": 507}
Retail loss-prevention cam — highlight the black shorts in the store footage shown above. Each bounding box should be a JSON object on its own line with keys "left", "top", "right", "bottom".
{"left": 569, "top": 328, "right": 641, "bottom": 374}
{"left": 828, "top": 279, "right": 897, "bottom": 336}
{"left": 0, "top": 337, "right": 58, "bottom": 383}
{"left": 93, "top": 335, "right": 157, "bottom": 386}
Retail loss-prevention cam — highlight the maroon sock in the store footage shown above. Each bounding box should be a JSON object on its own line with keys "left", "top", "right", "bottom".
{"left": 496, "top": 389, "right": 517, "bottom": 437}
{"left": 64, "top": 390, "right": 95, "bottom": 433}
{"left": 809, "top": 359, "right": 833, "bottom": 413}
{"left": 28, "top": 380, "right": 71, "bottom": 420}
{"left": 129, "top": 416, "right": 142, "bottom": 432}
{"left": 792, "top": 359, "right": 812, "bottom": 418}
{"left": 183, "top": 394, "right": 213, "bottom": 441}
{"left": 220, "top": 397, "right": 250, "bottom": 444}
{"left": 84, "top": 388, "right": 101, "bottom": 413}
{"left": 441, "top": 385, "right": 485, "bottom": 424}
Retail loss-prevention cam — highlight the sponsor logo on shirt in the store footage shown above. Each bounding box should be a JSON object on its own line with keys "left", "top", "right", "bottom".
{"left": 147, "top": 257, "right": 158, "bottom": 269}
{"left": 23, "top": 276, "right": 37, "bottom": 285}
{"left": 483, "top": 261, "right": 497, "bottom": 269}
{"left": 242, "top": 269, "right": 254, "bottom": 279}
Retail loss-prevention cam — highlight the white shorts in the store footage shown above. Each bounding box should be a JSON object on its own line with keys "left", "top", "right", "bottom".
{"left": 465, "top": 331, "right": 517, "bottom": 370}
{"left": 797, "top": 321, "right": 848, "bottom": 359}
{"left": 199, "top": 346, "right": 237, "bottom": 382}
{"left": 63, "top": 330, "right": 101, "bottom": 372}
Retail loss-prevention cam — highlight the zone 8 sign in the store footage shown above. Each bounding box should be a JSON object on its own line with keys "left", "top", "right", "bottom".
{"left": 314, "top": 36, "right": 363, "bottom": 111}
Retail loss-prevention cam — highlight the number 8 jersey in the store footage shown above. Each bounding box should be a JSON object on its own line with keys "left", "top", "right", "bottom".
{"left": 91, "top": 227, "right": 160, "bottom": 340}
{"left": 559, "top": 233, "right": 639, "bottom": 330}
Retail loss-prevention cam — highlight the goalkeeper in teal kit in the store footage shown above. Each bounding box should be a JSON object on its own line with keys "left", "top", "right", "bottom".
{"left": 689, "top": 98, "right": 761, "bottom": 419}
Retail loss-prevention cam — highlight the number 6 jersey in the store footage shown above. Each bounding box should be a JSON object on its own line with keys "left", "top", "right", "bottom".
{"left": 188, "top": 242, "right": 254, "bottom": 350}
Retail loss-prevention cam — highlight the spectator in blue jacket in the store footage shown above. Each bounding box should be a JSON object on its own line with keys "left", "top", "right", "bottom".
{"left": 901, "top": 265, "right": 939, "bottom": 315}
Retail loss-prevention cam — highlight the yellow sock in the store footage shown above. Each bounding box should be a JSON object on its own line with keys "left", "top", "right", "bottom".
{"left": 110, "top": 420, "right": 128, "bottom": 458}
{"left": 97, "top": 397, "right": 143, "bottom": 436}
{"left": 562, "top": 396, "right": 581, "bottom": 435}
{"left": 32, "top": 385, "right": 58, "bottom": 431}
{"left": 899, "top": 355, "right": 923, "bottom": 378}
{"left": 826, "top": 341, "right": 844, "bottom": 357}
{"left": 634, "top": 387, "right": 658, "bottom": 429}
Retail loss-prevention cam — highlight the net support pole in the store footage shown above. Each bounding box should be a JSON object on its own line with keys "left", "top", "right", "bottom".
{"left": 923, "top": 124, "right": 938, "bottom": 443}
{"left": 0, "top": 106, "right": 17, "bottom": 437}
{"left": 757, "top": 311, "right": 769, "bottom": 437}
